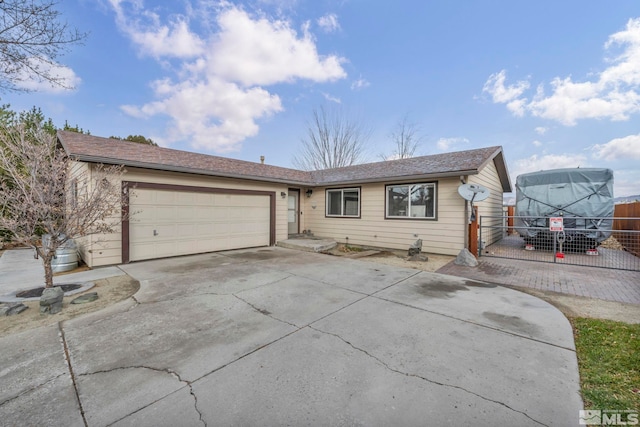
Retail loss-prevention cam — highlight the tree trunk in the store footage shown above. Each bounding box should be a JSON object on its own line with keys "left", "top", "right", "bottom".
{"left": 43, "top": 254, "right": 54, "bottom": 288}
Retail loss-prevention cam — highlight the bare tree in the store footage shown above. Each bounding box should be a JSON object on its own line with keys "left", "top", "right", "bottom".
{"left": 0, "top": 123, "right": 126, "bottom": 288}
{"left": 0, "top": 0, "right": 87, "bottom": 92}
{"left": 293, "top": 106, "right": 370, "bottom": 170}
{"left": 381, "top": 114, "right": 423, "bottom": 160}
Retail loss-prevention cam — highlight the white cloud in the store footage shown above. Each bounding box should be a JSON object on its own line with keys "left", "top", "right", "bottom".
{"left": 532, "top": 140, "right": 542, "bottom": 147}
{"left": 13, "top": 58, "right": 81, "bottom": 93}
{"left": 483, "top": 70, "right": 528, "bottom": 103}
{"left": 109, "top": 0, "right": 204, "bottom": 59}
{"left": 612, "top": 169, "right": 640, "bottom": 197}
{"left": 351, "top": 77, "right": 370, "bottom": 90}
{"left": 317, "top": 13, "right": 340, "bottom": 33}
{"left": 209, "top": 8, "right": 346, "bottom": 87}
{"left": 322, "top": 92, "right": 341, "bottom": 104}
{"left": 110, "top": 2, "right": 348, "bottom": 152}
{"left": 592, "top": 133, "right": 640, "bottom": 161}
{"left": 511, "top": 153, "right": 588, "bottom": 182}
{"left": 130, "top": 19, "right": 205, "bottom": 59}
{"left": 483, "top": 18, "right": 640, "bottom": 125}
{"left": 123, "top": 77, "right": 283, "bottom": 152}
{"left": 436, "top": 137, "right": 469, "bottom": 151}
{"left": 535, "top": 127, "right": 548, "bottom": 135}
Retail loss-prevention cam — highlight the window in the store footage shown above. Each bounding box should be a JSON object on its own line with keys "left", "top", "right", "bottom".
{"left": 326, "top": 188, "right": 360, "bottom": 217}
{"left": 386, "top": 183, "right": 436, "bottom": 219}
{"left": 69, "top": 179, "right": 78, "bottom": 208}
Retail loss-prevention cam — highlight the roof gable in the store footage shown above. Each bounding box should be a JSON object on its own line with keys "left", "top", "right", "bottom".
{"left": 58, "top": 131, "right": 511, "bottom": 191}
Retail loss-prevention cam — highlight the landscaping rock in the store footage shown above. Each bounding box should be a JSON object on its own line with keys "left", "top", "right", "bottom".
{"left": 0, "top": 302, "right": 29, "bottom": 316}
{"left": 40, "top": 287, "right": 64, "bottom": 314}
{"left": 71, "top": 292, "right": 99, "bottom": 304}
{"left": 454, "top": 248, "right": 478, "bottom": 267}
{"left": 408, "top": 239, "right": 423, "bottom": 256}
{"left": 407, "top": 254, "right": 428, "bottom": 262}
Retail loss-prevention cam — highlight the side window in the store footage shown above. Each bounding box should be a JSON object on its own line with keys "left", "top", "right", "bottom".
{"left": 326, "top": 188, "right": 361, "bottom": 218}
{"left": 386, "top": 183, "right": 436, "bottom": 219}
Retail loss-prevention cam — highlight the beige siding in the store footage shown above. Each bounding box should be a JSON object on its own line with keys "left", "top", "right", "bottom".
{"left": 80, "top": 166, "right": 288, "bottom": 267}
{"left": 303, "top": 178, "right": 467, "bottom": 255}
{"left": 67, "top": 161, "right": 94, "bottom": 266}
{"left": 75, "top": 156, "right": 506, "bottom": 266}
{"left": 469, "top": 159, "right": 505, "bottom": 247}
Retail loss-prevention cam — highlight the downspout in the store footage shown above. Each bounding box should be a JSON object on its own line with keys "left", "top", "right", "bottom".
{"left": 461, "top": 175, "right": 469, "bottom": 249}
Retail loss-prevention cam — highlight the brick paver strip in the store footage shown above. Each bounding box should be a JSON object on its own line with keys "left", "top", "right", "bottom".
{"left": 437, "top": 257, "right": 640, "bottom": 305}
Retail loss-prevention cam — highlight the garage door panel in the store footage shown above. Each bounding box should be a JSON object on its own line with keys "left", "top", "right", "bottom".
{"left": 155, "top": 191, "right": 176, "bottom": 204}
{"left": 176, "top": 192, "right": 195, "bottom": 204}
{"left": 129, "top": 188, "right": 271, "bottom": 262}
{"left": 155, "top": 206, "right": 178, "bottom": 221}
{"left": 195, "top": 193, "right": 214, "bottom": 205}
{"left": 177, "top": 206, "right": 195, "bottom": 218}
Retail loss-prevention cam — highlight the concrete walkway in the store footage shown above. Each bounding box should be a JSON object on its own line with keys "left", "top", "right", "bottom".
{"left": 438, "top": 256, "right": 640, "bottom": 305}
{"left": 0, "top": 248, "right": 125, "bottom": 300}
{"left": 0, "top": 247, "right": 582, "bottom": 426}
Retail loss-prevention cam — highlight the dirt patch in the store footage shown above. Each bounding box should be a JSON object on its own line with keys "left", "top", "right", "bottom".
{"left": 0, "top": 275, "right": 139, "bottom": 337}
{"left": 328, "top": 245, "right": 455, "bottom": 272}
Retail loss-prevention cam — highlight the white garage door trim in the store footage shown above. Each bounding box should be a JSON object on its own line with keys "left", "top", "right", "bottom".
{"left": 122, "top": 182, "right": 276, "bottom": 263}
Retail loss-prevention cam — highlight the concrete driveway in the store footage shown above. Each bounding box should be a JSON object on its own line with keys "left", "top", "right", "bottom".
{"left": 0, "top": 247, "right": 582, "bottom": 426}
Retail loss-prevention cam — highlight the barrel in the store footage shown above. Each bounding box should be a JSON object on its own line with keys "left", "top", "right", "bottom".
{"left": 42, "top": 234, "right": 79, "bottom": 273}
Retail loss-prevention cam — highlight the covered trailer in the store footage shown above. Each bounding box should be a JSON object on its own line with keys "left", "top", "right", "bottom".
{"left": 515, "top": 168, "right": 614, "bottom": 250}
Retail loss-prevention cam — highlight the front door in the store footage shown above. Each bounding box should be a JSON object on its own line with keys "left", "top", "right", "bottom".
{"left": 288, "top": 190, "right": 299, "bottom": 235}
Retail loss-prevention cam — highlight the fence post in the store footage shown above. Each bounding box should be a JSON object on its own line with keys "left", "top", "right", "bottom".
{"left": 507, "top": 206, "right": 515, "bottom": 235}
{"left": 469, "top": 206, "right": 479, "bottom": 258}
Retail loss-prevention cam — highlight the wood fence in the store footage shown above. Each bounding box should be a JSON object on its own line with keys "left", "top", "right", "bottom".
{"left": 613, "top": 202, "right": 640, "bottom": 257}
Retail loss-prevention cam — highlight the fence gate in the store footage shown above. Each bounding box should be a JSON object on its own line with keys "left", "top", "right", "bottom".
{"left": 478, "top": 215, "right": 640, "bottom": 272}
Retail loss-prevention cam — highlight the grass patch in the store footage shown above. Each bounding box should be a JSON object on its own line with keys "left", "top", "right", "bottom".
{"left": 572, "top": 317, "right": 640, "bottom": 412}
{"left": 338, "top": 244, "right": 364, "bottom": 253}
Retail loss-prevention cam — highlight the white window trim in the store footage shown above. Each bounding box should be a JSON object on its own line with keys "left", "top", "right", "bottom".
{"left": 326, "top": 188, "right": 361, "bottom": 218}
{"left": 385, "top": 183, "right": 437, "bottom": 219}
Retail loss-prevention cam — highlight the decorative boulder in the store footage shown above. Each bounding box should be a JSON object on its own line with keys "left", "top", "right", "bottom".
{"left": 40, "top": 287, "right": 64, "bottom": 314}
{"left": 71, "top": 292, "right": 99, "bottom": 304}
{"left": 454, "top": 248, "right": 478, "bottom": 267}
{"left": 408, "top": 239, "right": 423, "bottom": 256}
{"left": 0, "top": 303, "right": 29, "bottom": 316}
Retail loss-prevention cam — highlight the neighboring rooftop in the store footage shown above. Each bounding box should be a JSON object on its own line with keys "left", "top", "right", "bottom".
{"left": 58, "top": 131, "right": 511, "bottom": 190}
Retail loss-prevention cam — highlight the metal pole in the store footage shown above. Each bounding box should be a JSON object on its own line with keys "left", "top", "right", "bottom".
{"left": 479, "top": 215, "right": 483, "bottom": 258}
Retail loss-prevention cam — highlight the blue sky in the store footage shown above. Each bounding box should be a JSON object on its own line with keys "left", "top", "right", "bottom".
{"left": 3, "top": 0, "right": 640, "bottom": 197}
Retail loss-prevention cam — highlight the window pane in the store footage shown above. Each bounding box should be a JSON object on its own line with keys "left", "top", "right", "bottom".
{"left": 387, "top": 185, "right": 409, "bottom": 217}
{"left": 327, "top": 190, "right": 342, "bottom": 215}
{"left": 343, "top": 190, "right": 359, "bottom": 216}
{"left": 409, "top": 184, "right": 434, "bottom": 218}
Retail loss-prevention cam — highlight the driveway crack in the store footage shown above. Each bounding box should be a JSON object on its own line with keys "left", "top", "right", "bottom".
{"left": 81, "top": 366, "right": 206, "bottom": 427}
{"left": 232, "top": 294, "right": 299, "bottom": 328}
{"left": 0, "top": 373, "right": 66, "bottom": 407}
{"left": 309, "top": 325, "right": 549, "bottom": 427}
{"left": 58, "top": 322, "right": 88, "bottom": 426}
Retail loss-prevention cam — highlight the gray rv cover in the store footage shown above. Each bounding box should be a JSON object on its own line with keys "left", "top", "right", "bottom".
{"left": 515, "top": 168, "right": 614, "bottom": 241}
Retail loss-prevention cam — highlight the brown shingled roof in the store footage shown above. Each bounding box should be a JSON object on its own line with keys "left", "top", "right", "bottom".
{"left": 310, "top": 146, "right": 506, "bottom": 185}
{"left": 58, "top": 131, "right": 312, "bottom": 185}
{"left": 58, "top": 131, "right": 511, "bottom": 191}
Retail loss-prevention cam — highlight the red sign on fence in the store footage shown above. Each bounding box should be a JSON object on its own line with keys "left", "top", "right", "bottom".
{"left": 549, "top": 217, "right": 564, "bottom": 232}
